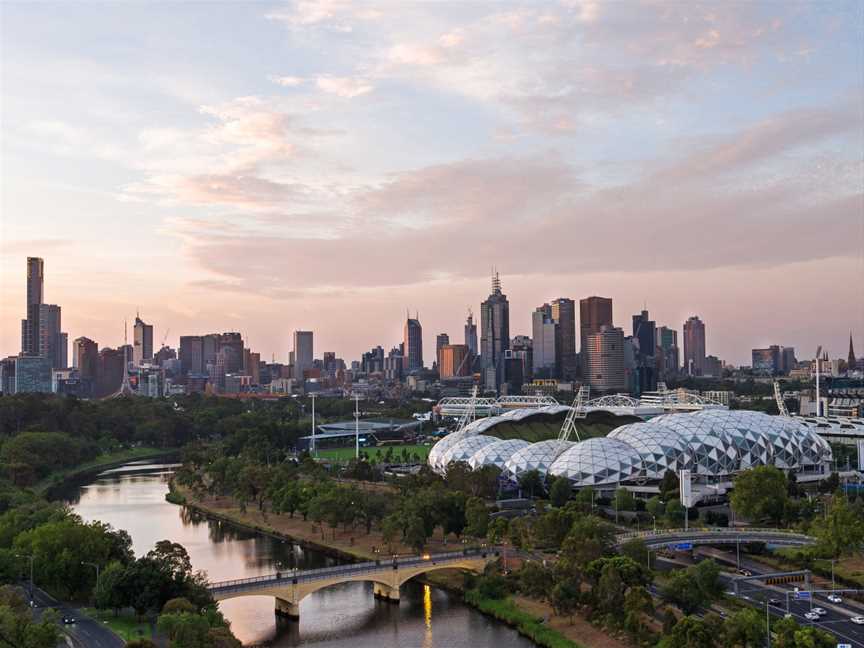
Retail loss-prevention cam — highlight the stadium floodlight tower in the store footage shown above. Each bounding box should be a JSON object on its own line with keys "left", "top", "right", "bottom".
{"left": 553, "top": 386, "right": 588, "bottom": 459}
{"left": 815, "top": 345, "right": 823, "bottom": 417}
{"left": 773, "top": 381, "right": 789, "bottom": 418}
{"left": 455, "top": 385, "right": 479, "bottom": 434}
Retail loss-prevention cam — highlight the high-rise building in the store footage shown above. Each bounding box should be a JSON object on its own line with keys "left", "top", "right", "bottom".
{"left": 849, "top": 333, "right": 857, "bottom": 370}
{"left": 436, "top": 333, "right": 450, "bottom": 370}
{"left": 97, "top": 347, "right": 125, "bottom": 397}
{"left": 656, "top": 326, "right": 679, "bottom": 378}
{"left": 179, "top": 336, "right": 204, "bottom": 374}
{"left": 0, "top": 357, "right": 17, "bottom": 394}
{"left": 216, "top": 333, "right": 244, "bottom": 373}
{"left": 580, "top": 296, "right": 613, "bottom": 378}
{"left": 439, "top": 344, "right": 470, "bottom": 378}
{"left": 72, "top": 337, "right": 99, "bottom": 382}
{"left": 384, "top": 347, "right": 403, "bottom": 381}
{"left": 584, "top": 325, "right": 626, "bottom": 393}
{"left": 683, "top": 316, "right": 707, "bottom": 376}
{"left": 752, "top": 346, "right": 781, "bottom": 374}
{"left": 550, "top": 298, "right": 576, "bottom": 379}
{"left": 403, "top": 315, "right": 423, "bottom": 372}
{"left": 780, "top": 347, "right": 797, "bottom": 374}
{"left": 464, "top": 309, "right": 478, "bottom": 357}
{"left": 630, "top": 309, "right": 657, "bottom": 394}
{"left": 480, "top": 271, "right": 510, "bottom": 392}
{"left": 293, "top": 330, "right": 314, "bottom": 379}
{"left": 133, "top": 315, "right": 154, "bottom": 365}
{"left": 532, "top": 304, "right": 558, "bottom": 378}
{"left": 38, "top": 304, "right": 66, "bottom": 369}
{"left": 14, "top": 355, "right": 52, "bottom": 394}
{"left": 21, "top": 257, "right": 44, "bottom": 356}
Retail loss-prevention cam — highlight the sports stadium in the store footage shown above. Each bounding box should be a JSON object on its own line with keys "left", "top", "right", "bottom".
{"left": 428, "top": 407, "right": 833, "bottom": 502}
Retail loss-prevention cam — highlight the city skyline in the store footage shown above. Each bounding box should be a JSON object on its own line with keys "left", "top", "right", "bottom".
{"left": 2, "top": 2, "right": 862, "bottom": 365}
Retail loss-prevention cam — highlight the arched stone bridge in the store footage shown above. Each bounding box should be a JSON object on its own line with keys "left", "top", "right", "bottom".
{"left": 208, "top": 549, "right": 499, "bottom": 620}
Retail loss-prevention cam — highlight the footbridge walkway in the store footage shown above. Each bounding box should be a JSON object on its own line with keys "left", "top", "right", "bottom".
{"left": 207, "top": 548, "right": 499, "bottom": 620}
{"left": 616, "top": 528, "right": 817, "bottom": 550}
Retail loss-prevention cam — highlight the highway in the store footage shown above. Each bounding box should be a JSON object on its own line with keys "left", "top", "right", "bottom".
{"left": 29, "top": 586, "right": 124, "bottom": 648}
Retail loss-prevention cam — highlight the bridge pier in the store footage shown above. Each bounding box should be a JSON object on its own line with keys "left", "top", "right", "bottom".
{"left": 275, "top": 597, "right": 300, "bottom": 621}
{"left": 373, "top": 582, "right": 400, "bottom": 603}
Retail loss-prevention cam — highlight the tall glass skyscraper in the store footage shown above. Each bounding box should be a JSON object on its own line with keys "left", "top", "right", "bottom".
{"left": 480, "top": 271, "right": 510, "bottom": 392}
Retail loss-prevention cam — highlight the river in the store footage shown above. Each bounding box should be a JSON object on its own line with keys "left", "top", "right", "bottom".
{"left": 64, "top": 461, "right": 535, "bottom": 647}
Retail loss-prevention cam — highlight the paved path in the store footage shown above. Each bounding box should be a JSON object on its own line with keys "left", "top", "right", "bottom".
{"left": 29, "top": 586, "right": 124, "bottom": 648}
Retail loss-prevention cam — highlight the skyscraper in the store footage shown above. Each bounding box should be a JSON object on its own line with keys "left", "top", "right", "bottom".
{"left": 179, "top": 335, "right": 204, "bottom": 374}
{"left": 584, "top": 325, "right": 626, "bottom": 393}
{"left": 550, "top": 298, "right": 576, "bottom": 379}
{"left": 403, "top": 315, "right": 423, "bottom": 372}
{"left": 73, "top": 337, "right": 99, "bottom": 381}
{"left": 21, "top": 257, "right": 44, "bottom": 355}
{"left": 216, "top": 333, "right": 244, "bottom": 373}
{"left": 293, "top": 330, "right": 314, "bottom": 379}
{"left": 464, "top": 309, "right": 478, "bottom": 357}
{"left": 133, "top": 315, "right": 154, "bottom": 366}
{"left": 683, "top": 316, "right": 707, "bottom": 376}
{"left": 849, "top": 333, "right": 857, "bottom": 370}
{"left": 656, "top": 326, "right": 679, "bottom": 378}
{"left": 38, "top": 304, "right": 66, "bottom": 369}
{"left": 480, "top": 271, "right": 510, "bottom": 392}
{"left": 439, "top": 344, "right": 470, "bottom": 378}
{"left": 436, "top": 333, "right": 449, "bottom": 370}
{"left": 580, "top": 296, "right": 613, "bottom": 378}
{"left": 631, "top": 309, "right": 657, "bottom": 394}
{"left": 532, "top": 304, "right": 557, "bottom": 378}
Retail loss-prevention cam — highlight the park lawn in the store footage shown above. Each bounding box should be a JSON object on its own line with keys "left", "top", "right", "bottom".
{"left": 316, "top": 444, "right": 431, "bottom": 462}
{"left": 81, "top": 607, "right": 153, "bottom": 643}
{"left": 34, "top": 446, "right": 175, "bottom": 495}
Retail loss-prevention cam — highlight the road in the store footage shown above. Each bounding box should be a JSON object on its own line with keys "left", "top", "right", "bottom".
{"left": 29, "top": 586, "right": 124, "bottom": 648}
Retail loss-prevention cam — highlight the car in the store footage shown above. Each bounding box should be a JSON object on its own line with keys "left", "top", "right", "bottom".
{"left": 850, "top": 616, "right": 864, "bottom": 625}
{"left": 62, "top": 617, "right": 76, "bottom": 625}
{"left": 804, "top": 612, "right": 820, "bottom": 621}
{"left": 737, "top": 568, "right": 753, "bottom": 576}
{"left": 768, "top": 598, "right": 782, "bottom": 606}
{"left": 811, "top": 607, "right": 827, "bottom": 616}
{"left": 827, "top": 594, "right": 842, "bottom": 603}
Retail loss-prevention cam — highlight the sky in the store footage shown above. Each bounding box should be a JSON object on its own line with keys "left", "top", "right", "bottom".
{"left": 1, "top": 0, "right": 863, "bottom": 366}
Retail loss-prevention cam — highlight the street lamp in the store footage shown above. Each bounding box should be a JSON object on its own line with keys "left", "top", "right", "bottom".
{"left": 15, "top": 554, "right": 34, "bottom": 601}
{"left": 652, "top": 515, "right": 657, "bottom": 533}
{"left": 82, "top": 562, "right": 100, "bottom": 603}
{"left": 829, "top": 559, "right": 837, "bottom": 591}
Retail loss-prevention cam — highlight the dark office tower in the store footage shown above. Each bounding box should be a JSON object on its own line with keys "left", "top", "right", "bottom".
{"left": 464, "top": 309, "right": 478, "bottom": 357}
{"left": 293, "top": 330, "right": 314, "bottom": 379}
{"left": 480, "top": 271, "right": 510, "bottom": 392}
{"left": 179, "top": 336, "right": 204, "bottom": 374}
{"left": 683, "top": 316, "right": 707, "bottom": 376}
{"left": 551, "top": 298, "right": 576, "bottom": 379}
{"left": 38, "top": 304, "right": 66, "bottom": 369}
{"left": 133, "top": 315, "right": 154, "bottom": 366}
{"left": 216, "top": 333, "right": 244, "bottom": 373}
{"left": 202, "top": 334, "right": 219, "bottom": 369}
{"left": 436, "top": 333, "right": 449, "bottom": 369}
{"left": 403, "top": 314, "right": 423, "bottom": 372}
{"left": 630, "top": 310, "right": 657, "bottom": 394}
{"left": 97, "top": 347, "right": 125, "bottom": 397}
{"left": 850, "top": 333, "right": 857, "bottom": 369}
{"left": 21, "top": 257, "right": 44, "bottom": 355}
{"left": 585, "top": 325, "right": 626, "bottom": 393}
{"left": 579, "top": 296, "right": 613, "bottom": 377}
{"left": 532, "top": 304, "right": 557, "bottom": 378}
{"left": 631, "top": 310, "right": 656, "bottom": 362}
{"left": 656, "top": 326, "right": 679, "bottom": 378}
{"left": 72, "top": 337, "right": 99, "bottom": 381}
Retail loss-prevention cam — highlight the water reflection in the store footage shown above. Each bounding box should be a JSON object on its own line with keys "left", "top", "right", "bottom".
{"left": 66, "top": 464, "right": 533, "bottom": 647}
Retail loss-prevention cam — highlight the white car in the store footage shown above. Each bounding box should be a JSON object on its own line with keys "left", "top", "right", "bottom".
{"left": 850, "top": 616, "right": 864, "bottom": 625}
{"left": 804, "top": 612, "right": 820, "bottom": 621}
{"left": 811, "top": 607, "right": 827, "bottom": 616}
{"left": 827, "top": 594, "right": 842, "bottom": 604}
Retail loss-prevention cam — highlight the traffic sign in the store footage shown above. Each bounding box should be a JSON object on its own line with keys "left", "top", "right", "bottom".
{"left": 794, "top": 591, "right": 811, "bottom": 600}
{"left": 837, "top": 643, "right": 852, "bottom": 648}
{"left": 672, "top": 543, "right": 693, "bottom": 551}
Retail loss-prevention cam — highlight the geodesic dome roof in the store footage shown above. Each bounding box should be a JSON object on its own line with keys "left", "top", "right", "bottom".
{"left": 438, "top": 435, "right": 499, "bottom": 472}
{"left": 607, "top": 423, "right": 688, "bottom": 479}
{"left": 651, "top": 415, "right": 739, "bottom": 476}
{"left": 428, "top": 431, "right": 476, "bottom": 472}
{"left": 504, "top": 439, "right": 573, "bottom": 480}
{"left": 549, "top": 437, "right": 644, "bottom": 487}
{"left": 468, "top": 439, "right": 531, "bottom": 471}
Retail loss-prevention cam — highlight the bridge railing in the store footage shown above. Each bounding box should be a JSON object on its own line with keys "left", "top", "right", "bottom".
{"left": 208, "top": 548, "right": 492, "bottom": 592}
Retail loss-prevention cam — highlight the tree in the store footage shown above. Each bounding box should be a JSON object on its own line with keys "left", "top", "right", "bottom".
{"left": 620, "top": 538, "right": 651, "bottom": 568}
{"left": 381, "top": 514, "right": 401, "bottom": 553}
{"left": 724, "top": 608, "right": 765, "bottom": 647}
{"left": 549, "top": 578, "right": 580, "bottom": 621}
{"left": 572, "top": 487, "right": 595, "bottom": 514}
{"left": 646, "top": 495, "right": 665, "bottom": 520}
{"left": 623, "top": 586, "right": 653, "bottom": 637}
{"left": 464, "top": 497, "right": 489, "bottom": 539}
{"left": 487, "top": 517, "right": 508, "bottom": 545}
{"left": 659, "top": 470, "right": 679, "bottom": 501}
{"left": 730, "top": 466, "right": 789, "bottom": 524}
{"left": 657, "top": 616, "right": 718, "bottom": 648}
{"left": 94, "top": 561, "right": 126, "bottom": 613}
{"left": 665, "top": 498, "right": 685, "bottom": 525}
{"left": 518, "top": 562, "right": 553, "bottom": 600}
{"left": 614, "top": 488, "right": 635, "bottom": 512}
{"left": 518, "top": 470, "right": 544, "bottom": 498}
{"left": 660, "top": 560, "right": 721, "bottom": 614}
{"left": 549, "top": 477, "right": 571, "bottom": 508}
{"left": 403, "top": 514, "right": 428, "bottom": 553}
{"left": 0, "top": 585, "right": 60, "bottom": 648}
{"left": 811, "top": 494, "right": 864, "bottom": 558}
{"left": 559, "top": 516, "right": 614, "bottom": 570}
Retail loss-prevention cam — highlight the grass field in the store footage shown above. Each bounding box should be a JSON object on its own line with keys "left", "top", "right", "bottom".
{"left": 82, "top": 608, "right": 153, "bottom": 643}
{"left": 316, "top": 444, "right": 431, "bottom": 462}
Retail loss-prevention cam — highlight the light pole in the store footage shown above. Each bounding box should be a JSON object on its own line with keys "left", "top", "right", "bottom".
{"left": 765, "top": 598, "right": 771, "bottom": 648}
{"left": 736, "top": 538, "right": 741, "bottom": 570}
{"left": 354, "top": 394, "right": 361, "bottom": 460}
{"left": 652, "top": 515, "right": 657, "bottom": 533}
{"left": 829, "top": 559, "right": 837, "bottom": 591}
{"left": 310, "top": 393, "right": 317, "bottom": 456}
{"left": 16, "top": 554, "right": 34, "bottom": 601}
{"left": 82, "top": 562, "right": 100, "bottom": 601}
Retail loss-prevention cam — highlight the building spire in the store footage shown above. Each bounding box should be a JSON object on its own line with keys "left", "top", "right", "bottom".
{"left": 849, "top": 331, "right": 857, "bottom": 368}
{"left": 491, "top": 267, "right": 501, "bottom": 294}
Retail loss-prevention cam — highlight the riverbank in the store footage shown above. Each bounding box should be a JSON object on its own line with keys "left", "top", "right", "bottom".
{"left": 38, "top": 447, "right": 179, "bottom": 499}
{"left": 169, "top": 483, "right": 631, "bottom": 648}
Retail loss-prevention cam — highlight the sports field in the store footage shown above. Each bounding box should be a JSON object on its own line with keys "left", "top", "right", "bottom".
{"left": 316, "top": 444, "right": 431, "bottom": 462}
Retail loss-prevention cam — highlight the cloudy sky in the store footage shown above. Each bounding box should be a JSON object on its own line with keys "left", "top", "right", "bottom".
{"left": 2, "top": 1, "right": 862, "bottom": 366}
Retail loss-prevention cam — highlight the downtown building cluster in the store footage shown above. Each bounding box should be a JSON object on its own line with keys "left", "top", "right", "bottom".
{"left": 2, "top": 258, "right": 862, "bottom": 405}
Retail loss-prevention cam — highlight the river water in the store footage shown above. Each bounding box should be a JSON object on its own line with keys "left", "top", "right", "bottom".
{"left": 64, "top": 462, "right": 534, "bottom": 647}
